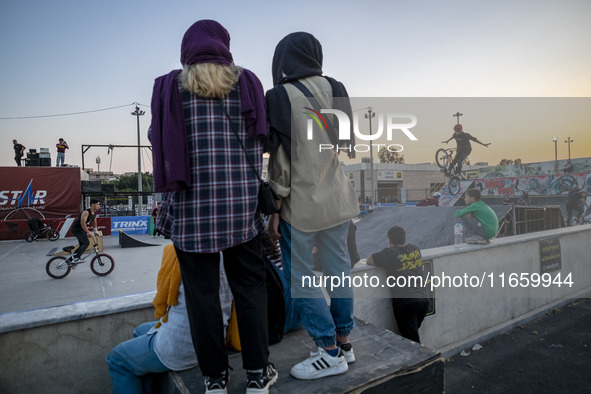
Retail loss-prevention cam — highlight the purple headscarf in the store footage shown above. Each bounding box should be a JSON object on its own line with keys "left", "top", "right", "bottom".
{"left": 151, "top": 20, "right": 267, "bottom": 193}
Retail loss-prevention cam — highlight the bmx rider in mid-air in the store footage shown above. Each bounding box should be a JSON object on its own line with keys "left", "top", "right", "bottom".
{"left": 442, "top": 124, "right": 491, "bottom": 174}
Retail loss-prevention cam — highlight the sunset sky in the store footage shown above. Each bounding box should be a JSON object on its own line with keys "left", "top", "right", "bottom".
{"left": 1, "top": 0, "right": 589, "bottom": 173}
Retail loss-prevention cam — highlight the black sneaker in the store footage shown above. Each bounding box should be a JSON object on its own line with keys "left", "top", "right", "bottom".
{"left": 204, "top": 370, "right": 228, "bottom": 394}
{"left": 339, "top": 343, "right": 356, "bottom": 363}
{"left": 246, "top": 364, "right": 278, "bottom": 394}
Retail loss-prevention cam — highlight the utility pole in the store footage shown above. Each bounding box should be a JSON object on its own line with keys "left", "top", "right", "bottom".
{"left": 564, "top": 137, "right": 574, "bottom": 160}
{"left": 131, "top": 104, "right": 145, "bottom": 215}
{"left": 453, "top": 112, "right": 463, "bottom": 124}
{"left": 365, "top": 107, "right": 376, "bottom": 204}
{"left": 552, "top": 137, "right": 558, "bottom": 173}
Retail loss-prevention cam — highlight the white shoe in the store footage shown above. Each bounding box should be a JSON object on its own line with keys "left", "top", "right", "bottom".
{"left": 339, "top": 343, "right": 356, "bottom": 364}
{"left": 290, "top": 347, "right": 348, "bottom": 380}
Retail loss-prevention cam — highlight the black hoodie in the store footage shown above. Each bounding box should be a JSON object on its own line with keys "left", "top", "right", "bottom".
{"left": 265, "top": 32, "right": 354, "bottom": 159}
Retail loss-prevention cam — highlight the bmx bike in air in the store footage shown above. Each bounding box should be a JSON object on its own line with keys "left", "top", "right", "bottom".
{"left": 435, "top": 147, "right": 461, "bottom": 196}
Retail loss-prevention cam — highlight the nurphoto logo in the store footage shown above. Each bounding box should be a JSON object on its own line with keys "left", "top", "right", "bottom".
{"left": 303, "top": 108, "right": 418, "bottom": 153}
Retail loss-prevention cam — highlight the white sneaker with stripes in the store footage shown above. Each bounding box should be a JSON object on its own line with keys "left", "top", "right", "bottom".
{"left": 290, "top": 347, "right": 348, "bottom": 380}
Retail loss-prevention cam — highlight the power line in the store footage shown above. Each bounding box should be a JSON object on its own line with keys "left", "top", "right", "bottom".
{"left": 0, "top": 103, "right": 150, "bottom": 120}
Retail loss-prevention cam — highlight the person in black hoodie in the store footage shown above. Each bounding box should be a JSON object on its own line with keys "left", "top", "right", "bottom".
{"left": 266, "top": 32, "right": 360, "bottom": 381}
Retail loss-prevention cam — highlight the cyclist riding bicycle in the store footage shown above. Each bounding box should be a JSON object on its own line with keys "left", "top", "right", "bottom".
{"left": 442, "top": 124, "right": 491, "bottom": 174}
{"left": 71, "top": 199, "right": 100, "bottom": 263}
{"left": 566, "top": 186, "right": 589, "bottom": 226}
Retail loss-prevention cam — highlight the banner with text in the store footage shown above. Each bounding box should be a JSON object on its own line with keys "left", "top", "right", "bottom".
{"left": 111, "top": 216, "right": 149, "bottom": 235}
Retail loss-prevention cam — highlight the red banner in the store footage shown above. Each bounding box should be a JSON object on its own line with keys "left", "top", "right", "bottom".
{"left": 0, "top": 167, "right": 82, "bottom": 220}
{"left": 0, "top": 217, "right": 111, "bottom": 241}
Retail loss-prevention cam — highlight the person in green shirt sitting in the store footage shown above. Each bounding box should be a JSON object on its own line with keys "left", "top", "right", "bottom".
{"left": 455, "top": 188, "right": 499, "bottom": 244}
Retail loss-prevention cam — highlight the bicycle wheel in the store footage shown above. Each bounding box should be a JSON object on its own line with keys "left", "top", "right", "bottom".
{"left": 47, "top": 229, "right": 60, "bottom": 241}
{"left": 24, "top": 230, "right": 35, "bottom": 242}
{"left": 435, "top": 149, "right": 449, "bottom": 168}
{"left": 46, "top": 256, "right": 71, "bottom": 279}
{"left": 448, "top": 175, "right": 461, "bottom": 196}
{"left": 90, "top": 253, "right": 115, "bottom": 276}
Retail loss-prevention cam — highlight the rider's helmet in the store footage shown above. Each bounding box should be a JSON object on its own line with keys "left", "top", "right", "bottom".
{"left": 433, "top": 192, "right": 441, "bottom": 198}
{"left": 453, "top": 124, "right": 463, "bottom": 132}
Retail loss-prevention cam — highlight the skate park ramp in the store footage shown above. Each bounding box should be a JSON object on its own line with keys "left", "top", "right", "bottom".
{"left": 118, "top": 230, "right": 159, "bottom": 248}
{"left": 438, "top": 180, "right": 474, "bottom": 207}
{"left": 355, "top": 205, "right": 513, "bottom": 258}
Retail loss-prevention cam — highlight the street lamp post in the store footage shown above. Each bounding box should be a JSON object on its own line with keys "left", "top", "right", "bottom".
{"left": 131, "top": 104, "right": 145, "bottom": 215}
{"left": 365, "top": 108, "right": 376, "bottom": 204}
{"left": 564, "top": 137, "right": 574, "bottom": 160}
{"left": 552, "top": 137, "right": 558, "bottom": 173}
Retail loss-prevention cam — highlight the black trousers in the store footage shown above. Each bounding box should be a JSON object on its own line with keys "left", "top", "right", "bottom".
{"left": 566, "top": 203, "right": 584, "bottom": 224}
{"left": 72, "top": 228, "right": 89, "bottom": 259}
{"left": 392, "top": 299, "right": 430, "bottom": 343}
{"left": 449, "top": 148, "right": 471, "bottom": 174}
{"left": 27, "top": 218, "right": 44, "bottom": 236}
{"left": 175, "top": 234, "right": 269, "bottom": 377}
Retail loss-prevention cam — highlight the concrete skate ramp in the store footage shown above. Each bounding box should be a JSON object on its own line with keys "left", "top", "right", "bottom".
{"left": 118, "top": 230, "right": 159, "bottom": 248}
{"left": 355, "top": 205, "right": 513, "bottom": 258}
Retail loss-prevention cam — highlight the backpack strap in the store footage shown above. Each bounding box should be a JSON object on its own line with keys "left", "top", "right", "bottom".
{"left": 290, "top": 80, "right": 339, "bottom": 147}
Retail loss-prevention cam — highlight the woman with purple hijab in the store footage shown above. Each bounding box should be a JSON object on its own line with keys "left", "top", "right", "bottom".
{"left": 149, "top": 20, "right": 276, "bottom": 394}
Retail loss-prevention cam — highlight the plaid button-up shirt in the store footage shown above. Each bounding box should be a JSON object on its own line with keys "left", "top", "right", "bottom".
{"left": 157, "top": 82, "right": 263, "bottom": 253}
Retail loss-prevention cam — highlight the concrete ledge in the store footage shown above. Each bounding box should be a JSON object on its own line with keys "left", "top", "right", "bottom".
{"left": 0, "top": 304, "right": 155, "bottom": 394}
{"left": 0, "top": 291, "right": 155, "bottom": 334}
{"left": 169, "top": 319, "right": 444, "bottom": 393}
{"left": 417, "top": 222, "right": 591, "bottom": 260}
{"left": 353, "top": 224, "right": 591, "bottom": 357}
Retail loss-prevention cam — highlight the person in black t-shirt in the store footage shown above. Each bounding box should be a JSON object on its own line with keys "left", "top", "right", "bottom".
{"left": 367, "top": 226, "right": 431, "bottom": 343}
{"left": 71, "top": 199, "right": 100, "bottom": 262}
{"left": 442, "top": 124, "right": 490, "bottom": 174}
{"left": 13, "top": 139, "right": 26, "bottom": 166}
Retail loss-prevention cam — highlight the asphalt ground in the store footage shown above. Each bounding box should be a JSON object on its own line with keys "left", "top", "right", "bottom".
{"left": 0, "top": 234, "right": 171, "bottom": 315}
{"left": 445, "top": 298, "right": 591, "bottom": 393}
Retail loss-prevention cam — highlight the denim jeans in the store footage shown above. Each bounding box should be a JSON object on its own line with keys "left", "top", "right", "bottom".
{"left": 272, "top": 262, "right": 304, "bottom": 333}
{"left": 279, "top": 220, "right": 354, "bottom": 348}
{"left": 106, "top": 322, "right": 169, "bottom": 394}
{"left": 56, "top": 152, "right": 65, "bottom": 167}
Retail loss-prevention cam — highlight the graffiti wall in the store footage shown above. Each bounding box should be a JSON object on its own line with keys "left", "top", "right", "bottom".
{"left": 473, "top": 172, "right": 590, "bottom": 197}
{"left": 473, "top": 157, "right": 591, "bottom": 179}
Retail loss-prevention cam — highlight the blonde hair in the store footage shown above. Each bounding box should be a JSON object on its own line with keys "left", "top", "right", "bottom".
{"left": 181, "top": 63, "right": 240, "bottom": 99}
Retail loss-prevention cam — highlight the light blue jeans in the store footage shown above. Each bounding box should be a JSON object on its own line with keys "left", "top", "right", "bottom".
{"left": 56, "top": 152, "right": 65, "bottom": 167}
{"left": 279, "top": 220, "right": 354, "bottom": 348}
{"left": 273, "top": 261, "right": 304, "bottom": 334}
{"left": 106, "top": 322, "right": 169, "bottom": 394}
